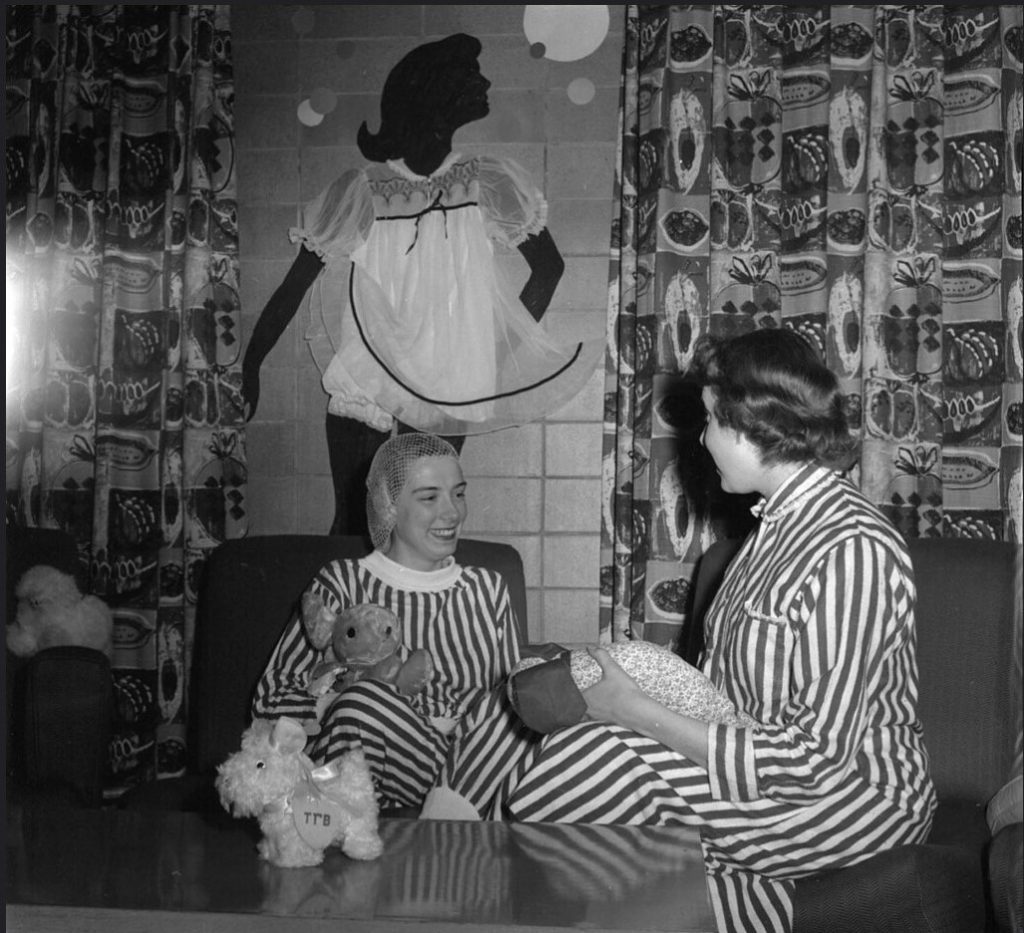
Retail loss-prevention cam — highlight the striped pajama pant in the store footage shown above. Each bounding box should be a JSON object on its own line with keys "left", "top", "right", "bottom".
{"left": 308, "top": 678, "right": 536, "bottom": 812}
{"left": 461, "top": 720, "right": 934, "bottom": 933}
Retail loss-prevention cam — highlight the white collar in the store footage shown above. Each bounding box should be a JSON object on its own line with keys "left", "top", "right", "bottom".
{"left": 385, "top": 151, "right": 462, "bottom": 181}
{"left": 750, "top": 464, "right": 837, "bottom": 523}
{"left": 362, "top": 550, "right": 462, "bottom": 591}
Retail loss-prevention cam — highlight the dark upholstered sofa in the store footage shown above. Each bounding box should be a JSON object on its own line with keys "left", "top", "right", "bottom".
{"left": 10, "top": 532, "right": 1022, "bottom": 932}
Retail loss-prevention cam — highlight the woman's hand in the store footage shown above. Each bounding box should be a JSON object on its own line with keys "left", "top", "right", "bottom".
{"left": 580, "top": 646, "right": 647, "bottom": 729}
{"left": 581, "top": 645, "right": 710, "bottom": 768}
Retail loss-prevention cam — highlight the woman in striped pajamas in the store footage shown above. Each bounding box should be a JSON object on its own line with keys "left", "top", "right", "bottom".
{"left": 251, "top": 433, "right": 531, "bottom": 812}
{"left": 448, "top": 329, "right": 937, "bottom": 933}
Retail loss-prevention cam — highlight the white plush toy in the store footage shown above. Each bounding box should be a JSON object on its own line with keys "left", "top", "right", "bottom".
{"left": 7, "top": 564, "right": 114, "bottom": 659}
{"left": 216, "top": 716, "right": 383, "bottom": 868}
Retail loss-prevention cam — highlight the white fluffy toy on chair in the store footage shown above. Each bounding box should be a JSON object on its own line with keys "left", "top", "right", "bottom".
{"left": 7, "top": 564, "right": 114, "bottom": 659}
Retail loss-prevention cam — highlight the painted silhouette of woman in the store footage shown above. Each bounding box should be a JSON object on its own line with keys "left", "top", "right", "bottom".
{"left": 242, "top": 33, "right": 599, "bottom": 537}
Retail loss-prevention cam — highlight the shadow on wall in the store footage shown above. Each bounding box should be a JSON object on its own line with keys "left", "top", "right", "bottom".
{"left": 660, "top": 379, "right": 759, "bottom": 541}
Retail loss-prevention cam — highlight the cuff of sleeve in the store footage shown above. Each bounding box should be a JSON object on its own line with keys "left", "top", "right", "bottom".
{"left": 706, "top": 721, "right": 759, "bottom": 802}
{"left": 506, "top": 198, "right": 549, "bottom": 248}
{"left": 288, "top": 227, "right": 332, "bottom": 261}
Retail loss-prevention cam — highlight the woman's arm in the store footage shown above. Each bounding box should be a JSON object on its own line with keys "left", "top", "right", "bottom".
{"left": 241, "top": 245, "right": 324, "bottom": 420}
{"left": 516, "top": 227, "right": 564, "bottom": 322}
{"left": 582, "top": 647, "right": 709, "bottom": 769}
{"left": 250, "top": 610, "right": 321, "bottom": 723}
{"left": 250, "top": 560, "right": 352, "bottom": 723}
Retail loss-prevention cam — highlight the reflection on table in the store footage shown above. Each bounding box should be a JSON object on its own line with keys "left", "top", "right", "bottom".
{"left": 6, "top": 799, "right": 714, "bottom": 932}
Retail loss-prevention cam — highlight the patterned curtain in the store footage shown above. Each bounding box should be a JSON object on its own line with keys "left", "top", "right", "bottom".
{"left": 5, "top": 5, "right": 245, "bottom": 795}
{"left": 601, "top": 5, "right": 1023, "bottom": 644}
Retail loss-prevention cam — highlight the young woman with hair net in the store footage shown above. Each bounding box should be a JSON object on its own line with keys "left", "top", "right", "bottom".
{"left": 251, "top": 433, "right": 534, "bottom": 813}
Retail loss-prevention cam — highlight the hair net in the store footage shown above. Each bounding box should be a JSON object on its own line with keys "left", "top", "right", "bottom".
{"left": 366, "top": 433, "right": 460, "bottom": 550}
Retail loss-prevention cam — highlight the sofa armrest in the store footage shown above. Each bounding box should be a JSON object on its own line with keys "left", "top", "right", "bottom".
{"left": 793, "top": 844, "right": 985, "bottom": 933}
{"left": 988, "top": 822, "right": 1023, "bottom": 933}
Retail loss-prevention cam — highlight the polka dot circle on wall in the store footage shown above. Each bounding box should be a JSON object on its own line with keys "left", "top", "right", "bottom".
{"left": 567, "top": 77, "right": 596, "bottom": 105}
{"left": 297, "top": 99, "right": 323, "bottom": 127}
{"left": 309, "top": 87, "right": 338, "bottom": 116}
{"left": 523, "top": 5, "right": 609, "bottom": 62}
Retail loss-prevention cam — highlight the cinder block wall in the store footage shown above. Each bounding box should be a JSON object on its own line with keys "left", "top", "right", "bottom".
{"left": 234, "top": 5, "right": 622, "bottom": 644}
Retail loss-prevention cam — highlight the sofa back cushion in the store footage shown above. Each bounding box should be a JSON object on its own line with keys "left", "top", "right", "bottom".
{"left": 190, "top": 535, "right": 527, "bottom": 775}
{"left": 910, "top": 538, "right": 1019, "bottom": 805}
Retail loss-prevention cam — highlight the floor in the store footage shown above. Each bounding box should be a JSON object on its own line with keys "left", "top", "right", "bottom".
{"left": 6, "top": 798, "right": 716, "bottom": 933}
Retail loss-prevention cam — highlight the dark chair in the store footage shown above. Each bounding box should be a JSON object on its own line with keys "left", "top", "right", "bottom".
{"left": 687, "top": 537, "right": 1021, "bottom": 933}
{"left": 118, "top": 534, "right": 530, "bottom": 811}
{"left": 5, "top": 524, "right": 88, "bottom": 802}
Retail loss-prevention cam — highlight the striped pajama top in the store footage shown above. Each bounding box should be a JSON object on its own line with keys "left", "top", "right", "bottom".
{"left": 252, "top": 551, "right": 521, "bottom": 730}
{"left": 701, "top": 464, "right": 935, "bottom": 823}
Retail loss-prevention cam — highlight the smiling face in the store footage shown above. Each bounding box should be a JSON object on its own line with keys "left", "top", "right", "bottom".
{"left": 700, "top": 387, "right": 768, "bottom": 496}
{"left": 385, "top": 456, "right": 467, "bottom": 571}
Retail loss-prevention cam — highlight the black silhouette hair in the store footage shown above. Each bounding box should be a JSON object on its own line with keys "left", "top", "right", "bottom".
{"left": 357, "top": 33, "right": 484, "bottom": 164}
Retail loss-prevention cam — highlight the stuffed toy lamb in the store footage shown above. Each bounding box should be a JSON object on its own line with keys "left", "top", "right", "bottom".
{"left": 301, "top": 596, "right": 433, "bottom": 699}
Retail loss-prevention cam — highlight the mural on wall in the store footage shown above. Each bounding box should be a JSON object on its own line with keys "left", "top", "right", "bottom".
{"left": 241, "top": 28, "right": 603, "bottom": 539}
{"left": 5, "top": 4, "right": 244, "bottom": 795}
{"left": 601, "top": 5, "right": 1023, "bottom": 645}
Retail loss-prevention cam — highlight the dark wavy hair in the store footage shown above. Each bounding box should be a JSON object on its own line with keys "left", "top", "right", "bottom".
{"left": 357, "top": 33, "right": 482, "bottom": 163}
{"left": 690, "top": 328, "right": 859, "bottom": 471}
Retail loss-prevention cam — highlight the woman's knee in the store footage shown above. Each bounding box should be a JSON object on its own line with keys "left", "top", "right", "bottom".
{"left": 326, "top": 679, "right": 407, "bottom": 727}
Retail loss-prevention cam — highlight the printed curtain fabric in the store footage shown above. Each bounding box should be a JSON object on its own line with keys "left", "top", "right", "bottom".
{"left": 601, "top": 5, "right": 1024, "bottom": 644}
{"left": 5, "top": 5, "right": 245, "bottom": 794}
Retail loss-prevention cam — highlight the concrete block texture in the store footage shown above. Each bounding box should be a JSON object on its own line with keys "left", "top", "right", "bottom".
{"left": 296, "top": 475, "right": 338, "bottom": 536}
{"left": 461, "top": 424, "right": 543, "bottom": 478}
{"left": 238, "top": 204, "right": 299, "bottom": 260}
{"left": 424, "top": 5, "right": 530, "bottom": 36}
{"left": 541, "top": 588, "right": 602, "bottom": 646}
{"left": 548, "top": 144, "right": 617, "bottom": 200}
{"left": 464, "top": 534, "right": 542, "bottom": 590}
{"left": 542, "top": 534, "right": 601, "bottom": 588}
{"left": 246, "top": 475, "right": 298, "bottom": 535}
{"left": 253, "top": 367, "right": 298, "bottom": 422}
{"left": 462, "top": 478, "right": 543, "bottom": 535}
{"left": 544, "top": 479, "right": 602, "bottom": 532}
{"left": 295, "top": 419, "right": 331, "bottom": 477}
{"left": 245, "top": 422, "right": 298, "bottom": 477}
{"left": 545, "top": 423, "right": 604, "bottom": 477}
{"left": 234, "top": 94, "right": 299, "bottom": 151}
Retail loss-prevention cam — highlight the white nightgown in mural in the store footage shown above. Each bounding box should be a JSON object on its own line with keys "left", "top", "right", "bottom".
{"left": 292, "top": 152, "right": 602, "bottom": 435}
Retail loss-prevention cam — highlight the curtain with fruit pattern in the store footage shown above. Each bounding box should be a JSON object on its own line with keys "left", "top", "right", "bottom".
{"left": 5, "top": 5, "right": 245, "bottom": 796}
{"left": 601, "top": 5, "right": 1023, "bottom": 645}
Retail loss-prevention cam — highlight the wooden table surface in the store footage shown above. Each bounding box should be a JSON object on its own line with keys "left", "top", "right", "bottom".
{"left": 6, "top": 799, "right": 715, "bottom": 933}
